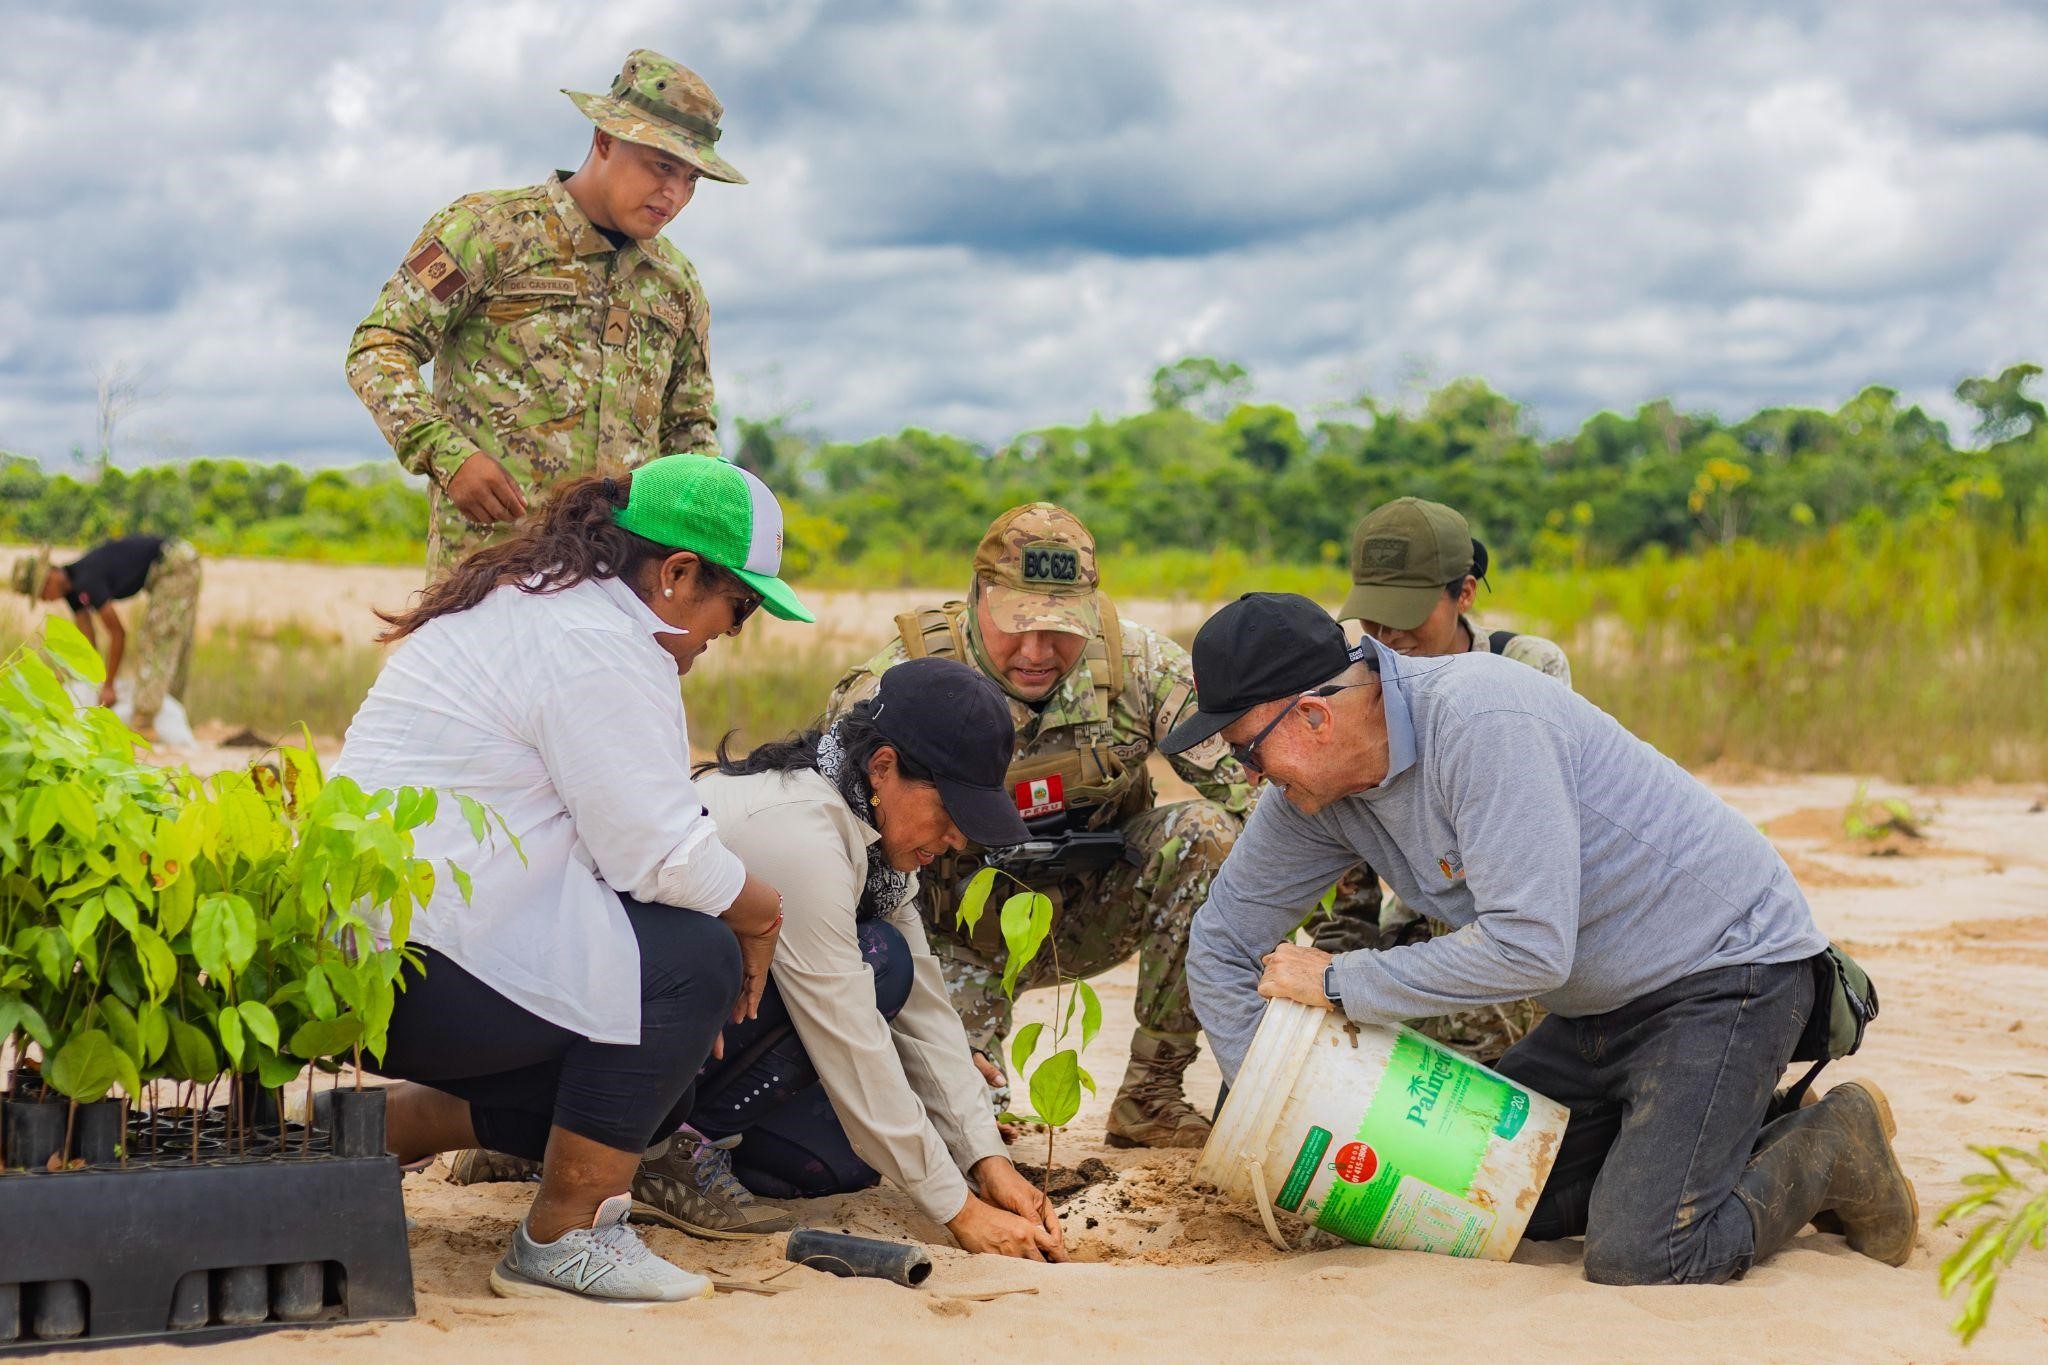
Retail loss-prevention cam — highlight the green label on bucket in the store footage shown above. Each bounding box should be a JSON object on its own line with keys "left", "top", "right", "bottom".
{"left": 1495, "top": 1090, "right": 1529, "bottom": 1140}
{"left": 1361, "top": 1031, "right": 1510, "bottom": 1196}
{"left": 1277, "top": 1125, "right": 1332, "bottom": 1212}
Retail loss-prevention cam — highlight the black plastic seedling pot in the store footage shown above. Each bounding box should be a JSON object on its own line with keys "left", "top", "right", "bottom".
{"left": 0, "top": 1091, "right": 414, "bottom": 1351}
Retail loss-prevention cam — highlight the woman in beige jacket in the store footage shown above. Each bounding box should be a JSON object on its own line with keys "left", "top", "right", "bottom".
{"left": 640, "top": 657, "right": 1068, "bottom": 1262}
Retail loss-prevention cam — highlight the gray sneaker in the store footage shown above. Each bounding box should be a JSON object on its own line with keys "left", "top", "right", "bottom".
{"left": 488, "top": 1194, "right": 712, "bottom": 1304}
{"left": 630, "top": 1126, "right": 798, "bottom": 1240}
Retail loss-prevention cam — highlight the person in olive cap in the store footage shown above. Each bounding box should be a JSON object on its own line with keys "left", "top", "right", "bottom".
{"left": 336, "top": 455, "right": 810, "bottom": 1305}
{"left": 12, "top": 535, "right": 202, "bottom": 740}
{"left": 347, "top": 48, "right": 748, "bottom": 579}
{"left": 1309, "top": 497, "right": 1572, "bottom": 1060}
{"left": 672, "top": 658, "right": 1068, "bottom": 1262}
{"left": 1170, "top": 593, "right": 1916, "bottom": 1287}
{"left": 825, "top": 504, "right": 1258, "bottom": 1148}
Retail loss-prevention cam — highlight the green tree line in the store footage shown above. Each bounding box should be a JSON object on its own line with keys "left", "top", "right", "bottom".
{"left": 5, "top": 360, "right": 2044, "bottom": 574}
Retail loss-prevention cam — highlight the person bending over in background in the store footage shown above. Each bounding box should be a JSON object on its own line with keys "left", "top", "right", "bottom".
{"left": 1309, "top": 496, "right": 1571, "bottom": 1062}
{"left": 12, "top": 534, "right": 202, "bottom": 740}
{"left": 334, "top": 456, "right": 812, "bottom": 1306}
{"left": 651, "top": 658, "right": 1065, "bottom": 1261}
{"left": 1169, "top": 593, "right": 1916, "bottom": 1286}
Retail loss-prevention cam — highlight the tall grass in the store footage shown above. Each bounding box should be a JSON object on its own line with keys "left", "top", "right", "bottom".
{"left": 1494, "top": 518, "right": 2048, "bottom": 782}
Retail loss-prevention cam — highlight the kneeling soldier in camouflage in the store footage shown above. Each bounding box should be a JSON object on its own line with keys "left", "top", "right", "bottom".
{"left": 826, "top": 505, "right": 1255, "bottom": 1147}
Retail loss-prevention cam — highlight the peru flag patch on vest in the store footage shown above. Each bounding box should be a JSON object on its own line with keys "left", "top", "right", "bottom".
{"left": 1015, "top": 774, "right": 1065, "bottom": 819}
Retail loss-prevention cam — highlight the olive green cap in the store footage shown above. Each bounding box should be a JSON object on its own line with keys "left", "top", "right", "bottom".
{"left": 565, "top": 49, "right": 747, "bottom": 185}
{"left": 10, "top": 548, "right": 52, "bottom": 598}
{"left": 1338, "top": 497, "right": 1474, "bottom": 630}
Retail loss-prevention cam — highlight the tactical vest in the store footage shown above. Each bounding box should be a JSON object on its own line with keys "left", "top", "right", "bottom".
{"left": 893, "top": 599, "right": 1154, "bottom": 838}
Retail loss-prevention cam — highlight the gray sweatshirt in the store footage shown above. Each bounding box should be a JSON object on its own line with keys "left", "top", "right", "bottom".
{"left": 1188, "top": 641, "right": 1827, "bottom": 1081}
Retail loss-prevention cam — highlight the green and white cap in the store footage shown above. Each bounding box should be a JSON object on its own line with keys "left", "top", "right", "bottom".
{"left": 613, "top": 456, "right": 813, "bottom": 622}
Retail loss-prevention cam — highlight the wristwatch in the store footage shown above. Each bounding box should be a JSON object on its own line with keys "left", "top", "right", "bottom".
{"left": 1322, "top": 962, "right": 1342, "bottom": 1008}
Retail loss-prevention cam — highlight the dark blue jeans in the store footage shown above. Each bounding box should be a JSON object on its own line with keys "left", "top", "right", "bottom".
{"left": 1493, "top": 959, "right": 1814, "bottom": 1285}
{"left": 693, "top": 919, "right": 912, "bottom": 1199}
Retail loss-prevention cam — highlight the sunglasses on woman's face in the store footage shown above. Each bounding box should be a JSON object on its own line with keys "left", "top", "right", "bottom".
{"left": 727, "top": 588, "right": 763, "bottom": 629}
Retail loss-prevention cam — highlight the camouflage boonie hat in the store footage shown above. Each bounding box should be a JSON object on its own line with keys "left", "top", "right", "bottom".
{"left": 9, "top": 548, "right": 51, "bottom": 599}
{"left": 564, "top": 49, "right": 747, "bottom": 185}
{"left": 1339, "top": 497, "right": 1475, "bottom": 631}
{"left": 973, "top": 503, "right": 1102, "bottom": 639}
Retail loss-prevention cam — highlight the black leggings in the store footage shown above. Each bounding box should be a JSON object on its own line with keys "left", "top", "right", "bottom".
{"left": 378, "top": 895, "right": 743, "bottom": 1158}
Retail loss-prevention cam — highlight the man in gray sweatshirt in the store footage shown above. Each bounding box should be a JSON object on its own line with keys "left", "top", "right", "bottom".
{"left": 1166, "top": 592, "right": 1917, "bottom": 1286}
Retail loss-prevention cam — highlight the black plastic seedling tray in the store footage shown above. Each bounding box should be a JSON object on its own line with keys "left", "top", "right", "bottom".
{"left": 0, "top": 1098, "right": 413, "bottom": 1351}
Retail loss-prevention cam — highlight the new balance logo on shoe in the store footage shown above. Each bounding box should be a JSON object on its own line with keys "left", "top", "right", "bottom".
{"left": 549, "top": 1250, "right": 615, "bottom": 1293}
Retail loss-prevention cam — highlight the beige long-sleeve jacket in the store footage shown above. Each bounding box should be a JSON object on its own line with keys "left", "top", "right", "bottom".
{"left": 698, "top": 768, "right": 1009, "bottom": 1222}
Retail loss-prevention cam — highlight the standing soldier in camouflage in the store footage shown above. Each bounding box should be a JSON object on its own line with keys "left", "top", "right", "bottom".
{"left": 12, "top": 537, "right": 202, "bottom": 740}
{"left": 826, "top": 505, "right": 1256, "bottom": 1148}
{"left": 1310, "top": 497, "right": 1573, "bottom": 1060}
{"left": 347, "top": 49, "right": 744, "bottom": 578}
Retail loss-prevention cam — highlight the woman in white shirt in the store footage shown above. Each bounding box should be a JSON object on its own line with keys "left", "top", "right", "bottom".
{"left": 656, "top": 656, "right": 1068, "bottom": 1262}
{"left": 335, "top": 455, "right": 810, "bottom": 1306}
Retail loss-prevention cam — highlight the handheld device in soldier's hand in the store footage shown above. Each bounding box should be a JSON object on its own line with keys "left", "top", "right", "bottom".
{"left": 981, "top": 830, "right": 1134, "bottom": 880}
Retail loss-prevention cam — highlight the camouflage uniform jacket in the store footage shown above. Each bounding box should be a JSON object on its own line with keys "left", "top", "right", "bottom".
{"left": 345, "top": 172, "right": 717, "bottom": 569}
{"left": 1462, "top": 613, "right": 1572, "bottom": 687}
{"left": 828, "top": 609, "right": 1258, "bottom": 834}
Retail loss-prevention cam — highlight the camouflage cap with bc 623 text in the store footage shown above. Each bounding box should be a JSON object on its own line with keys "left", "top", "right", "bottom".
{"left": 973, "top": 503, "right": 1102, "bottom": 638}
{"left": 565, "top": 49, "right": 746, "bottom": 185}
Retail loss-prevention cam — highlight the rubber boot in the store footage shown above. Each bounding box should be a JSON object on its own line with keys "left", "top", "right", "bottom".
{"left": 1105, "top": 1029, "right": 1211, "bottom": 1149}
{"left": 1734, "top": 1081, "right": 1918, "bottom": 1267}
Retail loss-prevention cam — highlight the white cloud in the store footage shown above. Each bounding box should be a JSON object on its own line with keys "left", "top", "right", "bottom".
{"left": 0, "top": 0, "right": 2044, "bottom": 469}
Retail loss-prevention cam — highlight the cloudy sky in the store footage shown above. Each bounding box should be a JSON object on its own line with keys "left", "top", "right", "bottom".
{"left": 3, "top": 0, "right": 2046, "bottom": 467}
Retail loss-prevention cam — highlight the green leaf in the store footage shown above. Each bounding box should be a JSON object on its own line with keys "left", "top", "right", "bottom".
{"left": 255, "top": 1048, "right": 303, "bottom": 1089}
{"left": 1027, "top": 1048, "right": 1083, "bottom": 1129}
{"left": 288, "top": 1015, "right": 363, "bottom": 1060}
{"left": 102, "top": 885, "right": 140, "bottom": 933}
{"left": 237, "top": 1000, "right": 281, "bottom": 1053}
{"left": 163, "top": 1016, "right": 221, "bottom": 1082}
{"left": 46, "top": 1028, "right": 140, "bottom": 1102}
{"left": 101, "top": 995, "right": 143, "bottom": 1063}
{"left": 1066, "top": 977, "right": 1103, "bottom": 1051}
{"left": 192, "top": 892, "right": 259, "bottom": 982}
{"left": 1076, "top": 1064, "right": 1096, "bottom": 1096}
{"left": 217, "top": 1004, "right": 246, "bottom": 1068}
{"left": 9, "top": 650, "right": 73, "bottom": 715}
{"left": 133, "top": 925, "right": 178, "bottom": 1003}
{"left": 51, "top": 781, "right": 97, "bottom": 842}
{"left": 449, "top": 860, "right": 473, "bottom": 905}
{"left": 998, "top": 892, "right": 1054, "bottom": 998}
{"left": 957, "top": 866, "right": 997, "bottom": 936}
{"left": 41, "top": 614, "right": 107, "bottom": 685}
{"left": 137, "top": 1000, "right": 169, "bottom": 1065}
{"left": 155, "top": 868, "right": 195, "bottom": 938}
{"left": 304, "top": 963, "right": 337, "bottom": 1019}
{"left": 1008, "top": 1021, "right": 1045, "bottom": 1078}
{"left": 0, "top": 993, "right": 56, "bottom": 1051}
{"left": 457, "top": 793, "right": 489, "bottom": 844}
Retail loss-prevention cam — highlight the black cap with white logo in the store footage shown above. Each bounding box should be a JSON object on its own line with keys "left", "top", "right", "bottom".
{"left": 1161, "top": 593, "right": 1369, "bottom": 755}
{"left": 872, "top": 657, "right": 1031, "bottom": 847}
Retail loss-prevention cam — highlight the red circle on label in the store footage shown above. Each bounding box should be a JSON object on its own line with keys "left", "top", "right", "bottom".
{"left": 1332, "top": 1141, "right": 1378, "bottom": 1184}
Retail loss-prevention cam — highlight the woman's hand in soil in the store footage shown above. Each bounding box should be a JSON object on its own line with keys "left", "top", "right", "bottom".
{"left": 949, "top": 1190, "right": 1064, "bottom": 1261}
{"left": 974, "top": 1156, "right": 1068, "bottom": 1261}
{"left": 1258, "top": 942, "right": 1336, "bottom": 1011}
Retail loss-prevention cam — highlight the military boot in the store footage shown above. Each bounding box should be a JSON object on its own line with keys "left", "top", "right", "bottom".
{"left": 1735, "top": 1081, "right": 1918, "bottom": 1267}
{"left": 629, "top": 1126, "right": 798, "bottom": 1240}
{"left": 1105, "top": 1029, "right": 1212, "bottom": 1149}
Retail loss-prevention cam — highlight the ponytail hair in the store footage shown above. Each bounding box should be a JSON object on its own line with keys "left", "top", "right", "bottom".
{"left": 376, "top": 472, "right": 748, "bottom": 642}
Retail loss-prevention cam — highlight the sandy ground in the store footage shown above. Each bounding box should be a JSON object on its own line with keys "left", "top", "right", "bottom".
{"left": 13, "top": 554, "right": 2048, "bottom": 1358}
{"left": 78, "top": 772, "right": 2043, "bottom": 1364}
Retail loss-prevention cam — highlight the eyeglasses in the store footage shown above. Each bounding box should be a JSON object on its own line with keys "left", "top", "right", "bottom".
{"left": 727, "top": 589, "right": 763, "bottom": 631}
{"left": 1228, "top": 683, "right": 1371, "bottom": 773}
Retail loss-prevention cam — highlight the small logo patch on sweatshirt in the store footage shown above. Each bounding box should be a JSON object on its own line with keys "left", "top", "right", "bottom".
{"left": 1437, "top": 850, "right": 1465, "bottom": 880}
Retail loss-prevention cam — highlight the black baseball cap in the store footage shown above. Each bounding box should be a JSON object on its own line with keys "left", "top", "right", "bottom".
{"left": 872, "top": 657, "right": 1031, "bottom": 847}
{"left": 1161, "top": 593, "right": 1368, "bottom": 755}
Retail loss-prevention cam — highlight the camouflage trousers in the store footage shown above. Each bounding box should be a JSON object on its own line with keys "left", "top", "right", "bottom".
{"left": 1308, "top": 864, "right": 1544, "bottom": 1065}
{"left": 921, "top": 800, "right": 1240, "bottom": 1060}
{"left": 133, "top": 539, "right": 200, "bottom": 724}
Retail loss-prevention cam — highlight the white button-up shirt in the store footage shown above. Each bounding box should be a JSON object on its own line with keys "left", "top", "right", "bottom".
{"left": 336, "top": 574, "right": 747, "bottom": 1044}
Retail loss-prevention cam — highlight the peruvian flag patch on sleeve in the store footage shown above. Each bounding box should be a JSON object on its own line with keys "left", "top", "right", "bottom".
{"left": 1015, "top": 774, "right": 1066, "bottom": 819}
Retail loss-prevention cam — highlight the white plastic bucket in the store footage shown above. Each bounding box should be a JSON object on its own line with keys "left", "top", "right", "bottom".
{"left": 1197, "top": 999, "right": 1569, "bottom": 1261}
